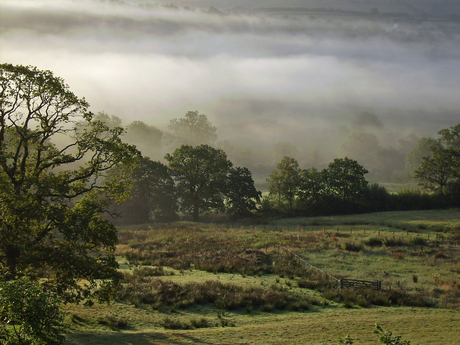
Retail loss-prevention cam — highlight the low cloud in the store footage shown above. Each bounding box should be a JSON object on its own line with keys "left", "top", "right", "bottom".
{"left": 1, "top": 0, "right": 460, "bottom": 163}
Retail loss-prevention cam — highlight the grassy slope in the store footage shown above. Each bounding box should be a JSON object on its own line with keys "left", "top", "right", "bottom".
{"left": 66, "top": 209, "right": 460, "bottom": 344}
{"left": 191, "top": 308, "right": 460, "bottom": 345}
{"left": 67, "top": 303, "right": 460, "bottom": 344}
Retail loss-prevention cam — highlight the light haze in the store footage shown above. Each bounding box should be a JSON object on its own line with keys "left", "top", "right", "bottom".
{"left": 1, "top": 0, "right": 460, "bottom": 179}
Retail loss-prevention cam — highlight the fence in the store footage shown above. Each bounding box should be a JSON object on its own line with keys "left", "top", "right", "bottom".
{"left": 274, "top": 244, "right": 383, "bottom": 290}
{"left": 340, "top": 278, "right": 382, "bottom": 290}
{"left": 224, "top": 223, "right": 441, "bottom": 241}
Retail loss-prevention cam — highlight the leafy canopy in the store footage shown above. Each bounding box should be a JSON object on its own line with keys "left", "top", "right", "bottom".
{"left": 0, "top": 277, "right": 65, "bottom": 345}
{"left": 226, "top": 166, "right": 261, "bottom": 217}
{"left": 0, "top": 63, "right": 138, "bottom": 301}
{"left": 165, "top": 144, "right": 231, "bottom": 221}
{"left": 414, "top": 123, "right": 460, "bottom": 195}
{"left": 267, "top": 156, "right": 302, "bottom": 212}
{"left": 167, "top": 110, "right": 217, "bottom": 147}
{"left": 111, "top": 156, "right": 178, "bottom": 223}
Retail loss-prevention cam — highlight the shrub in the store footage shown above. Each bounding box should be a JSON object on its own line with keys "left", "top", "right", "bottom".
{"left": 190, "top": 318, "right": 210, "bottom": 329}
{"left": 364, "top": 237, "right": 383, "bottom": 247}
{"left": 374, "top": 323, "right": 412, "bottom": 344}
{"left": 161, "top": 317, "right": 192, "bottom": 330}
{"left": 341, "top": 242, "right": 363, "bottom": 252}
{"left": 321, "top": 287, "right": 432, "bottom": 308}
{"left": 0, "top": 277, "right": 66, "bottom": 345}
{"left": 338, "top": 324, "right": 412, "bottom": 345}
{"left": 383, "top": 237, "right": 407, "bottom": 247}
{"left": 409, "top": 237, "right": 427, "bottom": 246}
{"left": 97, "top": 316, "right": 129, "bottom": 330}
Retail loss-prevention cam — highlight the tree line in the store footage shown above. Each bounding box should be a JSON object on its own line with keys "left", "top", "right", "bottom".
{"left": 264, "top": 128, "right": 460, "bottom": 216}
{"left": 114, "top": 121, "right": 460, "bottom": 223}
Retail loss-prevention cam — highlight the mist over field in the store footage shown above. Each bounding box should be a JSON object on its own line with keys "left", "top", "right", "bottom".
{"left": 1, "top": 0, "right": 460, "bottom": 180}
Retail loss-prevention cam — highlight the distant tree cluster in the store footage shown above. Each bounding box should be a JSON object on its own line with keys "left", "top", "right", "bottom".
{"left": 116, "top": 114, "right": 460, "bottom": 221}
{"left": 94, "top": 111, "right": 163, "bottom": 158}
{"left": 265, "top": 123, "right": 460, "bottom": 216}
{"left": 115, "top": 144, "right": 261, "bottom": 222}
{"left": 166, "top": 110, "right": 217, "bottom": 147}
{"left": 266, "top": 156, "right": 369, "bottom": 215}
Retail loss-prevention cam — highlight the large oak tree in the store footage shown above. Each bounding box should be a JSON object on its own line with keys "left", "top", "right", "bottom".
{"left": 0, "top": 63, "right": 138, "bottom": 301}
{"left": 165, "top": 144, "right": 231, "bottom": 221}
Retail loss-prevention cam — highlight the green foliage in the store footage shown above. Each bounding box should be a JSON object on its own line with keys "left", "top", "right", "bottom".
{"left": 267, "top": 156, "right": 302, "bottom": 212}
{"left": 341, "top": 242, "right": 363, "bottom": 252}
{"left": 362, "top": 183, "right": 393, "bottom": 212}
{"left": 338, "top": 335, "right": 354, "bottom": 344}
{"left": 363, "top": 237, "right": 383, "bottom": 247}
{"left": 294, "top": 157, "right": 369, "bottom": 215}
{"left": 414, "top": 144, "right": 455, "bottom": 195}
{"left": 125, "top": 120, "right": 163, "bottom": 150}
{"left": 382, "top": 237, "right": 407, "bottom": 247}
{"left": 405, "top": 137, "right": 437, "bottom": 175}
{"left": 324, "top": 157, "right": 369, "bottom": 202}
{"left": 167, "top": 110, "right": 217, "bottom": 147}
{"left": 297, "top": 167, "right": 326, "bottom": 211}
{"left": 225, "top": 166, "right": 261, "bottom": 217}
{"left": 97, "top": 316, "right": 129, "bottom": 330}
{"left": 414, "top": 123, "right": 460, "bottom": 196}
{"left": 161, "top": 317, "right": 210, "bottom": 330}
{"left": 336, "top": 324, "right": 412, "bottom": 345}
{"left": 112, "top": 157, "right": 178, "bottom": 223}
{"left": 322, "top": 287, "right": 432, "bottom": 308}
{"left": 374, "top": 323, "right": 411, "bottom": 345}
{"left": 0, "top": 63, "right": 140, "bottom": 342}
{"left": 165, "top": 144, "right": 232, "bottom": 221}
{"left": 0, "top": 277, "right": 65, "bottom": 345}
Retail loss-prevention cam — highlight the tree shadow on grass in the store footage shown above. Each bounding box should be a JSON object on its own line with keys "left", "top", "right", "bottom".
{"left": 67, "top": 331, "right": 215, "bottom": 345}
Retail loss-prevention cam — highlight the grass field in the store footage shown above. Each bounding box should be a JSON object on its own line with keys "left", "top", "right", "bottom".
{"left": 65, "top": 209, "right": 460, "bottom": 344}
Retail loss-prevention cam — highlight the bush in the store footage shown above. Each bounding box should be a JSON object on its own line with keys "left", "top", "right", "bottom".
{"left": 374, "top": 323, "right": 412, "bottom": 344}
{"left": 190, "top": 317, "right": 210, "bottom": 329}
{"left": 321, "top": 287, "right": 432, "bottom": 308}
{"left": 341, "top": 242, "right": 363, "bottom": 252}
{"left": 161, "top": 317, "right": 192, "bottom": 330}
{"left": 97, "top": 316, "right": 129, "bottom": 330}
{"left": 383, "top": 237, "right": 407, "bottom": 247}
{"left": 364, "top": 237, "right": 383, "bottom": 247}
{"left": 0, "top": 277, "right": 66, "bottom": 345}
{"left": 409, "top": 237, "right": 427, "bottom": 246}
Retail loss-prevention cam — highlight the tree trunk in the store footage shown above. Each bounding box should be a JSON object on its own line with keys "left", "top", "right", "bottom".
{"left": 192, "top": 203, "right": 200, "bottom": 221}
{"left": 5, "top": 245, "right": 20, "bottom": 279}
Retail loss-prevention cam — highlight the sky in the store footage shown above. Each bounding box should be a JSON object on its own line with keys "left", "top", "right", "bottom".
{"left": 1, "top": 0, "right": 460, "bottom": 164}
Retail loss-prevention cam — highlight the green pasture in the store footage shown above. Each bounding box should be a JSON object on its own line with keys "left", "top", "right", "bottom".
{"left": 66, "top": 209, "right": 460, "bottom": 344}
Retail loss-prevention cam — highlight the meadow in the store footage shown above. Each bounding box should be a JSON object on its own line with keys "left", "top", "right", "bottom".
{"left": 66, "top": 209, "right": 460, "bottom": 344}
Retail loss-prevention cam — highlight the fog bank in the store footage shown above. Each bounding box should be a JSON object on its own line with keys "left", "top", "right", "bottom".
{"left": 1, "top": 0, "right": 460, "bottom": 177}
